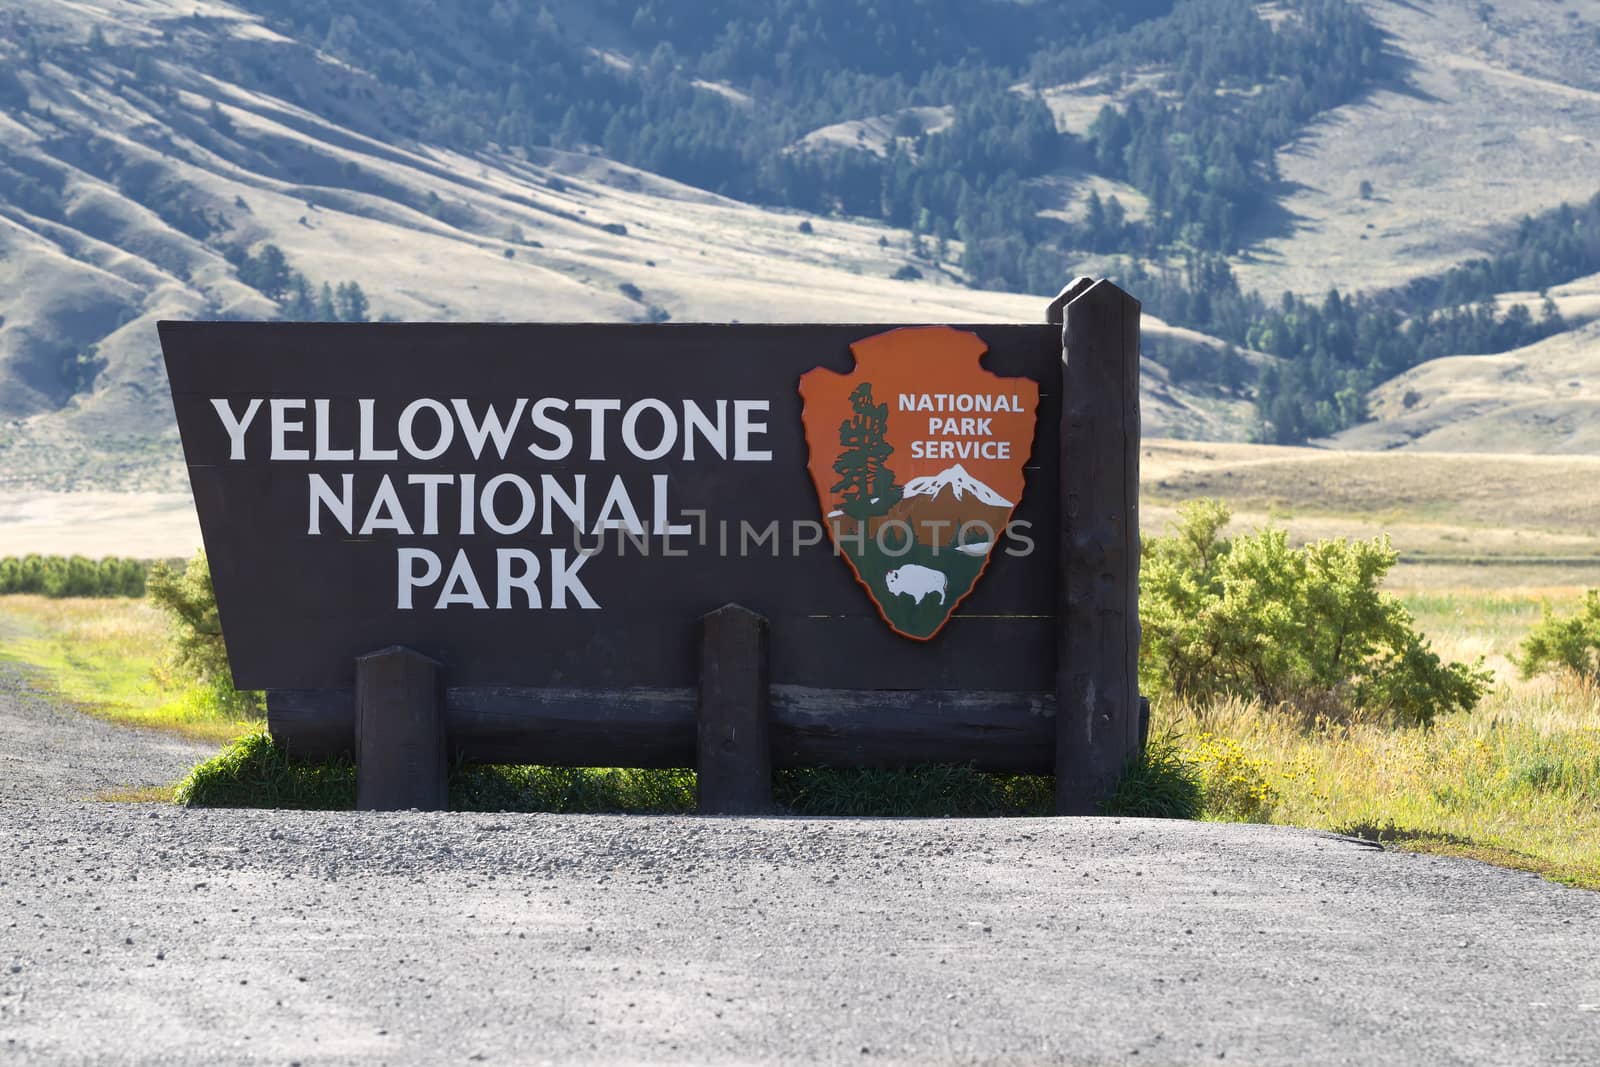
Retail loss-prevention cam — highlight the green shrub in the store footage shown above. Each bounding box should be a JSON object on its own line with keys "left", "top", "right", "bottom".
{"left": 1099, "top": 733, "right": 1203, "bottom": 818}
{"left": 775, "top": 766, "right": 1051, "bottom": 817}
{"left": 451, "top": 763, "right": 696, "bottom": 813}
{"left": 0, "top": 554, "right": 149, "bottom": 597}
{"left": 176, "top": 732, "right": 356, "bottom": 808}
{"left": 176, "top": 735, "right": 1063, "bottom": 815}
{"left": 146, "top": 551, "right": 263, "bottom": 716}
{"left": 1140, "top": 500, "right": 1490, "bottom": 725}
{"left": 1519, "top": 591, "right": 1600, "bottom": 681}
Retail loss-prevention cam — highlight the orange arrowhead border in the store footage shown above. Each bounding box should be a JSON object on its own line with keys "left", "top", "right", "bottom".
{"left": 797, "top": 325, "right": 1041, "bottom": 641}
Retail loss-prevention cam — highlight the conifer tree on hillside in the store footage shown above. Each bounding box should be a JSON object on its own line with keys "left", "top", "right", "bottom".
{"left": 335, "top": 281, "right": 370, "bottom": 323}
{"left": 316, "top": 283, "right": 338, "bottom": 321}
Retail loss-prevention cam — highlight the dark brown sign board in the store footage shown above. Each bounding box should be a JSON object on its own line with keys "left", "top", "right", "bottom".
{"left": 159, "top": 277, "right": 1142, "bottom": 814}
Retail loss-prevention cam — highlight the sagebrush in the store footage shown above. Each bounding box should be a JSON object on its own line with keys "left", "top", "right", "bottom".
{"left": 1140, "top": 500, "right": 1490, "bottom": 725}
{"left": 0, "top": 555, "right": 149, "bottom": 598}
{"left": 1519, "top": 591, "right": 1600, "bottom": 681}
{"left": 146, "top": 551, "right": 263, "bottom": 716}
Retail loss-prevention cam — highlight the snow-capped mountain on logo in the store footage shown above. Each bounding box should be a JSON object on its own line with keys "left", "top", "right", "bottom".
{"left": 901, "top": 464, "right": 1013, "bottom": 508}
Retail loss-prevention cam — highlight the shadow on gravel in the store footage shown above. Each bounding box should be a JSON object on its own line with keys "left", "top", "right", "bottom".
{"left": 1340, "top": 820, "right": 1600, "bottom": 890}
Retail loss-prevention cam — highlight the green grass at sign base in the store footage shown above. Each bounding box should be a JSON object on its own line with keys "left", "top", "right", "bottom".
{"left": 176, "top": 732, "right": 1061, "bottom": 816}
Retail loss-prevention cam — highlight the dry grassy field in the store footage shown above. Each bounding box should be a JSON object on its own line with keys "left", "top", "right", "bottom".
{"left": 1143, "top": 440, "right": 1600, "bottom": 587}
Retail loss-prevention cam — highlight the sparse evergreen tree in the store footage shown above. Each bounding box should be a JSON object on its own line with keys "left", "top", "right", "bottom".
{"left": 239, "top": 244, "right": 291, "bottom": 302}
{"left": 280, "top": 274, "right": 317, "bottom": 320}
{"left": 316, "top": 283, "right": 338, "bottom": 321}
{"left": 831, "top": 383, "right": 901, "bottom": 521}
{"left": 335, "top": 281, "right": 370, "bottom": 323}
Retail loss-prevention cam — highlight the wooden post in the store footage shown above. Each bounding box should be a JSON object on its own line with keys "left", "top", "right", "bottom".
{"left": 1055, "top": 279, "right": 1143, "bottom": 815}
{"left": 696, "top": 604, "right": 773, "bottom": 815}
{"left": 355, "top": 646, "right": 447, "bottom": 812}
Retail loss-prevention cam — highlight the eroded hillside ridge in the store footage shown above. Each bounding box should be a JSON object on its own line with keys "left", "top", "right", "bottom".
{"left": 2, "top": 0, "right": 1600, "bottom": 489}
{"left": 0, "top": 0, "right": 1274, "bottom": 488}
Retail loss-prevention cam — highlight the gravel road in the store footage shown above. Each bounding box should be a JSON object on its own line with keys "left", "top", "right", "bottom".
{"left": 0, "top": 655, "right": 211, "bottom": 807}
{"left": 2, "top": 661, "right": 1599, "bottom": 1065}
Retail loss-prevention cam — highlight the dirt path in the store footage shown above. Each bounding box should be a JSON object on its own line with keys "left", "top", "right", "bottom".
{"left": 0, "top": 656, "right": 211, "bottom": 805}
{"left": 2, "top": 669, "right": 1598, "bottom": 1064}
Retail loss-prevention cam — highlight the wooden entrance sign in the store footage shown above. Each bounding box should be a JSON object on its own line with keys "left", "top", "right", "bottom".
{"left": 158, "top": 279, "right": 1143, "bottom": 813}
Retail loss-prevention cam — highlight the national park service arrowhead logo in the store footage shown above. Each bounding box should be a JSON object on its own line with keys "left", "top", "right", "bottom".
{"left": 798, "top": 326, "right": 1039, "bottom": 640}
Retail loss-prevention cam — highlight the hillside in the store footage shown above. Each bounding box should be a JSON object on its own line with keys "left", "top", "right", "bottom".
{"left": 0, "top": 0, "right": 1269, "bottom": 490}
{"left": 1234, "top": 0, "right": 1600, "bottom": 298}
{"left": 3, "top": 0, "right": 1600, "bottom": 484}
{"left": 1330, "top": 317, "right": 1600, "bottom": 453}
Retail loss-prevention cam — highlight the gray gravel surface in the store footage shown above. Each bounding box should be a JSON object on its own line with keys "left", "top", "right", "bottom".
{"left": 0, "top": 654, "right": 210, "bottom": 805}
{"left": 3, "top": 665, "right": 1599, "bottom": 1065}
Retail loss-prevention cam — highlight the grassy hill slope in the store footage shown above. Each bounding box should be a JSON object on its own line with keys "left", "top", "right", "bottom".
{"left": 0, "top": 0, "right": 1258, "bottom": 489}
{"left": 1233, "top": 0, "right": 1600, "bottom": 298}
{"left": 1330, "top": 317, "right": 1600, "bottom": 453}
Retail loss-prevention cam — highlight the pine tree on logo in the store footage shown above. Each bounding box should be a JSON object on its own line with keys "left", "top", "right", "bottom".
{"left": 831, "top": 382, "right": 902, "bottom": 520}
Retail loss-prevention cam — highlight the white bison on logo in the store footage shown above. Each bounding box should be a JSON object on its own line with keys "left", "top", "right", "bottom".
{"left": 883, "top": 564, "right": 948, "bottom": 606}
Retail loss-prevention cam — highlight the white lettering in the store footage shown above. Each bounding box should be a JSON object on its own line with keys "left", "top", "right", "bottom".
{"left": 550, "top": 549, "right": 598, "bottom": 609}
{"left": 360, "top": 475, "right": 413, "bottom": 535}
{"left": 542, "top": 474, "right": 584, "bottom": 536}
{"left": 359, "top": 398, "right": 398, "bottom": 460}
{"left": 480, "top": 473, "right": 536, "bottom": 535}
{"left": 398, "top": 398, "right": 454, "bottom": 460}
{"left": 307, "top": 473, "right": 353, "bottom": 535}
{"left": 452, "top": 398, "right": 527, "bottom": 460}
{"left": 683, "top": 399, "right": 728, "bottom": 460}
{"left": 574, "top": 399, "right": 621, "bottom": 461}
{"left": 211, "top": 398, "right": 262, "bottom": 461}
{"left": 734, "top": 400, "right": 771, "bottom": 461}
{"left": 270, "top": 398, "right": 309, "bottom": 461}
{"left": 528, "top": 398, "right": 573, "bottom": 460}
{"left": 407, "top": 473, "right": 453, "bottom": 536}
{"left": 652, "top": 474, "right": 692, "bottom": 536}
{"left": 496, "top": 549, "right": 541, "bottom": 609}
{"left": 436, "top": 549, "right": 488, "bottom": 609}
{"left": 622, "top": 399, "right": 677, "bottom": 461}
{"left": 313, "top": 399, "right": 354, "bottom": 461}
{"left": 593, "top": 475, "right": 645, "bottom": 534}
{"left": 397, "top": 548, "right": 441, "bottom": 609}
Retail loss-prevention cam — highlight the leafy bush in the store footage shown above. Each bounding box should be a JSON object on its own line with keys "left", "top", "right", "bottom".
{"left": 176, "top": 731, "right": 355, "bottom": 809}
{"left": 1099, "top": 733, "right": 1203, "bottom": 818}
{"left": 146, "top": 552, "right": 263, "bottom": 716}
{"left": 1519, "top": 591, "right": 1600, "bottom": 681}
{"left": 1140, "top": 500, "right": 1490, "bottom": 725}
{"left": 0, "top": 555, "right": 149, "bottom": 597}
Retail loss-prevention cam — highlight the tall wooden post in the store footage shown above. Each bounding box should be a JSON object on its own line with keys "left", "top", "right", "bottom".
{"left": 696, "top": 604, "right": 773, "bottom": 815}
{"left": 355, "top": 646, "right": 448, "bottom": 811}
{"left": 1053, "top": 279, "right": 1143, "bottom": 815}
